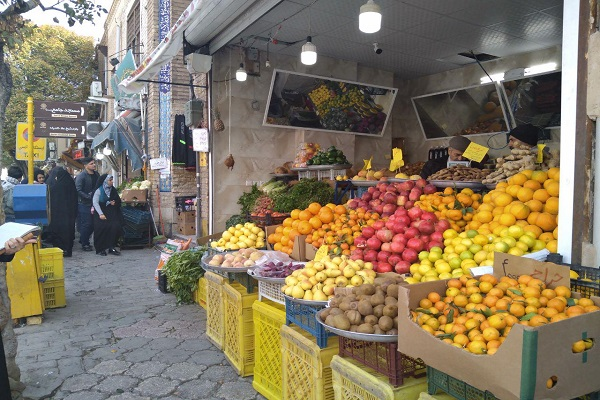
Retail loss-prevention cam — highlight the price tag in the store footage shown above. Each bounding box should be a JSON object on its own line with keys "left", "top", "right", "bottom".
{"left": 313, "top": 245, "right": 329, "bottom": 262}
{"left": 462, "top": 142, "right": 489, "bottom": 163}
{"left": 389, "top": 148, "right": 405, "bottom": 171}
{"left": 363, "top": 156, "right": 373, "bottom": 171}
{"left": 537, "top": 144, "right": 546, "bottom": 163}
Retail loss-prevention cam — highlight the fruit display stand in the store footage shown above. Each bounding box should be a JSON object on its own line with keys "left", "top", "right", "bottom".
{"left": 280, "top": 324, "right": 339, "bottom": 400}
{"left": 222, "top": 282, "right": 258, "bottom": 376}
{"left": 205, "top": 271, "right": 226, "bottom": 349}
{"left": 201, "top": 254, "right": 258, "bottom": 293}
{"left": 330, "top": 355, "right": 429, "bottom": 400}
{"left": 248, "top": 270, "right": 286, "bottom": 305}
{"left": 396, "top": 254, "right": 600, "bottom": 400}
{"left": 337, "top": 336, "right": 426, "bottom": 386}
{"left": 252, "top": 300, "right": 287, "bottom": 400}
{"left": 284, "top": 296, "right": 337, "bottom": 348}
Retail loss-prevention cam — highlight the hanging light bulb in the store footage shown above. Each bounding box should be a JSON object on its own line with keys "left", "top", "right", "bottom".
{"left": 96, "top": 152, "right": 105, "bottom": 160}
{"left": 359, "top": 0, "right": 382, "bottom": 33}
{"left": 301, "top": 36, "right": 317, "bottom": 65}
{"left": 103, "top": 143, "right": 112, "bottom": 155}
{"left": 236, "top": 63, "right": 247, "bottom": 81}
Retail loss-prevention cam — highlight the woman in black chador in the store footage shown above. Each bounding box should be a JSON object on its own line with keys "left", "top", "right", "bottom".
{"left": 47, "top": 167, "right": 78, "bottom": 257}
{"left": 92, "top": 174, "right": 124, "bottom": 256}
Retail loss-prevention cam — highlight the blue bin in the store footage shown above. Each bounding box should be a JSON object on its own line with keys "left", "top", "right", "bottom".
{"left": 13, "top": 184, "right": 48, "bottom": 225}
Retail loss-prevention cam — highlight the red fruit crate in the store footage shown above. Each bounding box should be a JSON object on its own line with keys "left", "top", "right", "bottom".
{"left": 338, "top": 336, "right": 426, "bottom": 386}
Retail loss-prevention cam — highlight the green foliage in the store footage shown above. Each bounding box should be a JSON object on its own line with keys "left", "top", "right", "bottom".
{"left": 3, "top": 24, "right": 98, "bottom": 155}
{"left": 226, "top": 214, "right": 250, "bottom": 229}
{"left": 274, "top": 179, "right": 334, "bottom": 212}
{"left": 237, "top": 184, "right": 263, "bottom": 215}
{"left": 162, "top": 246, "right": 208, "bottom": 304}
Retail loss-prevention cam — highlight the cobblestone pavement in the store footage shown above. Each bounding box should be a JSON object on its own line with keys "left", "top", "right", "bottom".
{"left": 15, "top": 244, "right": 266, "bottom": 400}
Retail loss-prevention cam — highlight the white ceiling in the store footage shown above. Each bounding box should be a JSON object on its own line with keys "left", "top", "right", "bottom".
{"left": 231, "top": 0, "right": 563, "bottom": 79}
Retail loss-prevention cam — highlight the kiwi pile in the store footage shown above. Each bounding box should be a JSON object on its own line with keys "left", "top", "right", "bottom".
{"left": 319, "top": 276, "right": 404, "bottom": 335}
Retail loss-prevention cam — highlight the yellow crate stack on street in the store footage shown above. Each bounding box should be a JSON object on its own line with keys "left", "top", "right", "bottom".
{"left": 281, "top": 324, "right": 339, "bottom": 400}
{"left": 330, "top": 355, "right": 430, "bottom": 400}
{"left": 222, "top": 282, "right": 258, "bottom": 377}
{"left": 196, "top": 276, "right": 207, "bottom": 309}
{"left": 252, "top": 299, "right": 286, "bottom": 400}
{"left": 6, "top": 243, "right": 45, "bottom": 318}
{"left": 204, "top": 271, "right": 225, "bottom": 349}
{"left": 39, "top": 248, "right": 66, "bottom": 309}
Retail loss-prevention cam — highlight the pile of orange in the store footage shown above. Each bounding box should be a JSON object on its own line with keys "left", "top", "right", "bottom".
{"left": 266, "top": 202, "right": 376, "bottom": 256}
{"left": 466, "top": 168, "right": 560, "bottom": 252}
{"left": 415, "top": 187, "right": 481, "bottom": 232}
{"left": 411, "top": 273, "right": 599, "bottom": 355}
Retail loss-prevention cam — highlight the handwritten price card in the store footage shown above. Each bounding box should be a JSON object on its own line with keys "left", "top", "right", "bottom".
{"left": 462, "top": 142, "right": 489, "bottom": 163}
{"left": 313, "top": 245, "right": 329, "bottom": 262}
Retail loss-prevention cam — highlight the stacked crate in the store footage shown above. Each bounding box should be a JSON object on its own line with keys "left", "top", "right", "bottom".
{"left": 38, "top": 248, "right": 66, "bottom": 309}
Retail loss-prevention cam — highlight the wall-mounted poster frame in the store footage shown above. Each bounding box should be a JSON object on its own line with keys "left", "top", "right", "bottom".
{"left": 263, "top": 69, "right": 397, "bottom": 137}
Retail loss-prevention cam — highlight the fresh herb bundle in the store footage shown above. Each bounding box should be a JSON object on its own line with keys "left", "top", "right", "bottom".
{"left": 162, "top": 246, "right": 208, "bottom": 304}
{"left": 237, "top": 184, "right": 262, "bottom": 215}
{"left": 274, "top": 179, "right": 333, "bottom": 212}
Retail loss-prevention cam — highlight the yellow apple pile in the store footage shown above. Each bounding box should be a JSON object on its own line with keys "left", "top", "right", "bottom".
{"left": 210, "top": 222, "right": 266, "bottom": 250}
{"left": 281, "top": 255, "right": 376, "bottom": 301}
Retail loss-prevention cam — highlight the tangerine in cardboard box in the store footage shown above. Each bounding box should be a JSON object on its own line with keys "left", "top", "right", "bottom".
{"left": 396, "top": 253, "right": 600, "bottom": 400}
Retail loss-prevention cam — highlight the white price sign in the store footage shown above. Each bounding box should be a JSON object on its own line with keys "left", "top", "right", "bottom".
{"left": 192, "top": 128, "right": 209, "bottom": 152}
{"left": 149, "top": 157, "right": 169, "bottom": 170}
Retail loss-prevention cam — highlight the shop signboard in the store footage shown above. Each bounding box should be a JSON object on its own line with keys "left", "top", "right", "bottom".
{"left": 15, "top": 123, "right": 46, "bottom": 161}
{"left": 34, "top": 119, "right": 86, "bottom": 138}
{"left": 263, "top": 69, "right": 397, "bottom": 137}
{"left": 34, "top": 101, "right": 88, "bottom": 120}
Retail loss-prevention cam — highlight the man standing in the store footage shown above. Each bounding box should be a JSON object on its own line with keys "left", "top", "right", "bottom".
{"left": 1, "top": 165, "right": 23, "bottom": 222}
{"left": 420, "top": 136, "right": 489, "bottom": 179}
{"left": 75, "top": 158, "right": 99, "bottom": 251}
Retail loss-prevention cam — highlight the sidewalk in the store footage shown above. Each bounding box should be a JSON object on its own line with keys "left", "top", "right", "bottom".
{"left": 15, "top": 244, "right": 265, "bottom": 400}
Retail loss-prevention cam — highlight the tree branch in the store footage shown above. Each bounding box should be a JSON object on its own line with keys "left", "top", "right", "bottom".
{"left": 1, "top": 0, "right": 66, "bottom": 17}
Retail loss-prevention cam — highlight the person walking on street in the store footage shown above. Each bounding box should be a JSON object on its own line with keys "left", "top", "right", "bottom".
{"left": 1, "top": 165, "right": 23, "bottom": 222}
{"left": 47, "top": 166, "right": 78, "bottom": 257}
{"left": 92, "top": 174, "right": 124, "bottom": 256}
{"left": 75, "top": 158, "right": 99, "bottom": 251}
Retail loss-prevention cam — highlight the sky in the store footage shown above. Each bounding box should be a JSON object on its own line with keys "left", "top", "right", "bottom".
{"left": 22, "top": 1, "right": 111, "bottom": 44}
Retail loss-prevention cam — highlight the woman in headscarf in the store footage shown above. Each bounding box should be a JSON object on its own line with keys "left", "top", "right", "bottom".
{"left": 46, "top": 166, "right": 78, "bottom": 257}
{"left": 92, "top": 174, "right": 124, "bottom": 256}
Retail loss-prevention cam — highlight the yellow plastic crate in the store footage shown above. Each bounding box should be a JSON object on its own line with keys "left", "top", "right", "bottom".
{"left": 197, "top": 276, "right": 207, "bottom": 309}
{"left": 281, "top": 324, "right": 339, "bottom": 400}
{"left": 222, "top": 282, "right": 258, "bottom": 377}
{"left": 205, "top": 272, "right": 225, "bottom": 349}
{"left": 42, "top": 279, "right": 66, "bottom": 309}
{"left": 38, "top": 248, "right": 64, "bottom": 280}
{"left": 252, "top": 300, "right": 286, "bottom": 400}
{"left": 331, "top": 355, "right": 429, "bottom": 400}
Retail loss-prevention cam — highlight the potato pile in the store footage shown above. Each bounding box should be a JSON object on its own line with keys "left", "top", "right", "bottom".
{"left": 319, "top": 276, "right": 404, "bottom": 335}
{"left": 427, "top": 165, "right": 492, "bottom": 181}
{"left": 482, "top": 148, "right": 536, "bottom": 184}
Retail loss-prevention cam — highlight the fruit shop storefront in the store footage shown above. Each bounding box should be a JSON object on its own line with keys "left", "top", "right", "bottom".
{"left": 126, "top": 1, "right": 600, "bottom": 399}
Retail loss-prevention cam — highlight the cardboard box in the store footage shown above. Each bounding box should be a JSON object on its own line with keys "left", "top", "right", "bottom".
{"left": 397, "top": 253, "right": 600, "bottom": 400}
{"left": 265, "top": 225, "right": 306, "bottom": 261}
{"left": 177, "top": 211, "right": 196, "bottom": 224}
{"left": 178, "top": 225, "right": 196, "bottom": 235}
{"left": 121, "top": 189, "right": 148, "bottom": 202}
{"left": 305, "top": 243, "right": 317, "bottom": 261}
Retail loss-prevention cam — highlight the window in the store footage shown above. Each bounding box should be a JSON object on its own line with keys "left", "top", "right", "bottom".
{"left": 127, "top": 1, "right": 141, "bottom": 64}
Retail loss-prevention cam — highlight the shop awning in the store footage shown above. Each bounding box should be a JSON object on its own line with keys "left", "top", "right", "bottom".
{"left": 118, "top": 0, "right": 282, "bottom": 94}
{"left": 92, "top": 116, "right": 144, "bottom": 171}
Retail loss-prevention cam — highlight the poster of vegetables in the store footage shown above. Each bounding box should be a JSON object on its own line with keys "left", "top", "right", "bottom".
{"left": 264, "top": 69, "right": 397, "bottom": 137}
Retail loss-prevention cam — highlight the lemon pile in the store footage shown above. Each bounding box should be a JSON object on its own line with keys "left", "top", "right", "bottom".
{"left": 210, "top": 222, "right": 266, "bottom": 250}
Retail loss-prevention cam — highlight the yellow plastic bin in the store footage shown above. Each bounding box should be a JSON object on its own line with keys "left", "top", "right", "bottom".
{"left": 6, "top": 243, "right": 44, "bottom": 318}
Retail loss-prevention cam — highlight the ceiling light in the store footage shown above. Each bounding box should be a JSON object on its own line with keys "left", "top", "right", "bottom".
{"left": 236, "top": 63, "right": 247, "bottom": 81}
{"left": 359, "top": 0, "right": 382, "bottom": 33}
{"left": 103, "top": 144, "right": 112, "bottom": 155}
{"left": 301, "top": 36, "right": 317, "bottom": 65}
{"left": 480, "top": 73, "right": 505, "bottom": 84}
{"left": 524, "top": 62, "right": 557, "bottom": 76}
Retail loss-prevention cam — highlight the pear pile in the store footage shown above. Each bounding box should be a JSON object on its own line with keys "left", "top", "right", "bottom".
{"left": 282, "top": 255, "right": 376, "bottom": 301}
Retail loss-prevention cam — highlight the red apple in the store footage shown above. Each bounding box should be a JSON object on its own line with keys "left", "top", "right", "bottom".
{"left": 347, "top": 200, "right": 358, "bottom": 209}
{"left": 350, "top": 252, "right": 363, "bottom": 261}
{"left": 417, "top": 220, "right": 435, "bottom": 235}
{"left": 376, "top": 228, "right": 393, "bottom": 243}
{"left": 377, "top": 251, "right": 390, "bottom": 263}
{"left": 354, "top": 236, "right": 367, "bottom": 248}
{"left": 366, "top": 237, "right": 382, "bottom": 250}
{"left": 364, "top": 249, "right": 378, "bottom": 262}
{"left": 395, "top": 260, "right": 411, "bottom": 274}
{"left": 383, "top": 192, "right": 398, "bottom": 204}
{"left": 391, "top": 222, "right": 406, "bottom": 234}
{"left": 402, "top": 248, "right": 418, "bottom": 263}
{"left": 396, "top": 215, "right": 411, "bottom": 227}
{"left": 404, "top": 200, "right": 415, "bottom": 209}
{"left": 373, "top": 204, "right": 384, "bottom": 215}
{"left": 392, "top": 233, "right": 407, "bottom": 244}
{"left": 430, "top": 231, "right": 444, "bottom": 243}
{"left": 362, "top": 226, "right": 375, "bottom": 238}
{"left": 388, "top": 253, "right": 402, "bottom": 266}
{"left": 368, "top": 186, "right": 376, "bottom": 194}
{"left": 408, "top": 188, "right": 421, "bottom": 201}
{"left": 423, "top": 184, "right": 437, "bottom": 194}
{"left": 396, "top": 195, "right": 408, "bottom": 207}
{"left": 381, "top": 242, "right": 392, "bottom": 252}
{"left": 407, "top": 237, "right": 425, "bottom": 252}
{"left": 404, "top": 227, "right": 420, "bottom": 239}
{"left": 390, "top": 241, "right": 405, "bottom": 253}
{"left": 407, "top": 207, "right": 424, "bottom": 221}
{"left": 385, "top": 220, "right": 396, "bottom": 230}
{"left": 362, "top": 192, "right": 373, "bottom": 202}
{"left": 377, "top": 262, "right": 393, "bottom": 273}
{"left": 372, "top": 190, "right": 381, "bottom": 199}
{"left": 382, "top": 203, "right": 397, "bottom": 215}
{"left": 435, "top": 219, "right": 451, "bottom": 232}
{"left": 372, "top": 220, "right": 385, "bottom": 231}
{"left": 415, "top": 178, "right": 428, "bottom": 189}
